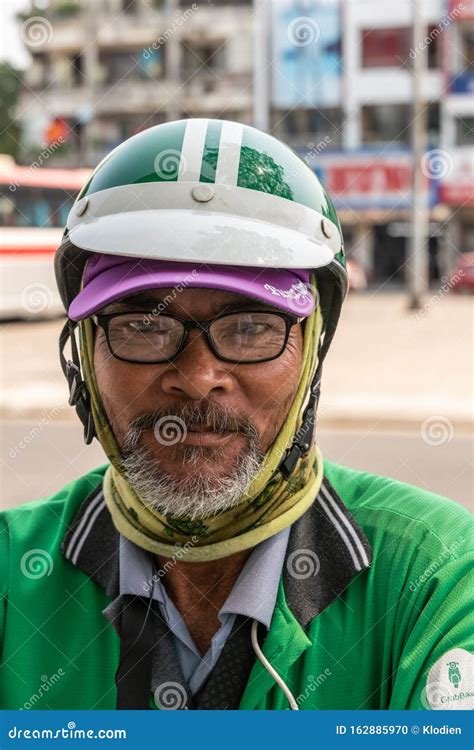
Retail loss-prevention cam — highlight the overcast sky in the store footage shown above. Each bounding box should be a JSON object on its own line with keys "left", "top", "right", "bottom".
{"left": 0, "top": 0, "right": 32, "bottom": 69}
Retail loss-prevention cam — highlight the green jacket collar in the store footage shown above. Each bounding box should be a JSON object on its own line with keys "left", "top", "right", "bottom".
{"left": 240, "top": 475, "right": 372, "bottom": 708}
{"left": 60, "top": 469, "right": 372, "bottom": 709}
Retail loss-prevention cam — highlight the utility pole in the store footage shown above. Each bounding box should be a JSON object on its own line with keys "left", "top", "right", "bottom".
{"left": 165, "top": 0, "right": 180, "bottom": 122}
{"left": 407, "top": 0, "right": 429, "bottom": 309}
{"left": 81, "top": 0, "right": 98, "bottom": 167}
{"left": 253, "top": 0, "right": 270, "bottom": 132}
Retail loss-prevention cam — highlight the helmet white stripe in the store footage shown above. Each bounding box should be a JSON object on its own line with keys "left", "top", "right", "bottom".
{"left": 178, "top": 118, "right": 209, "bottom": 181}
{"left": 215, "top": 121, "right": 243, "bottom": 186}
{"left": 67, "top": 183, "right": 342, "bottom": 256}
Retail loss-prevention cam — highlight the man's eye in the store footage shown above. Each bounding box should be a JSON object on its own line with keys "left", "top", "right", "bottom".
{"left": 128, "top": 320, "right": 153, "bottom": 333}
{"left": 226, "top": 322, "right": 272, "bottom": 337}
{"left": 238, "top": 323, "right": 266, "bottom": 334}
{"left": 121, "top": 319, "right": 166, "bottom": 335}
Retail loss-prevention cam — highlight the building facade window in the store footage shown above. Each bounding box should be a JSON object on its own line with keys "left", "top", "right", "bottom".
{"left": 456, "top": 117, "right": 474, "bottom": 146}
{"left": 461, "top": 222, "right": 474, "bottom": 254}
{"left": 361, "top": 28, "right": 410, "bottom": 67}
{"left": 181, "top": 41, "right": 226, "bottom": 79}
{"left": 100, "top": 48, "right": 163, "bottom": 84}
{"left": 361, "top": 104, "right": 410, "bottom": 145}
{"left": 362, "top": 25, "right": 442, "bottom": 69}
{"left": 425, "top": 25, "right": 442, "bottom": 69}
{"left": 427, "top": 102, "right": 440, "bottom": 145}
{"left": 458, "top": 27, "right": 474, "bottom": 70}
{"left": 271, "top": 108, "right": 342, "bottom": 148}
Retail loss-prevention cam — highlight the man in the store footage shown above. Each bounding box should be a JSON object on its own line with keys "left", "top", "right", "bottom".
{"left": 0, "top": 119, "right": 472, "bottom": 711}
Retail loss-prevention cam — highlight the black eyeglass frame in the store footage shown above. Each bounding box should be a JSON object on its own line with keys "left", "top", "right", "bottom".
{"left": 92, "top": 309, "right": 303, "bottom": 365}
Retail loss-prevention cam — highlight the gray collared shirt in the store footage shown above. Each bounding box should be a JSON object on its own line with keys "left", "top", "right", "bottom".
{"left": 119, "top": 527, "right": 290, "bottom": 695}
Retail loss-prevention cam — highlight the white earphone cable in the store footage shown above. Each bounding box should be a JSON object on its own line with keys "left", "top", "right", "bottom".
{"left": 250, "top": 619, "right": 299, "bottom": 710}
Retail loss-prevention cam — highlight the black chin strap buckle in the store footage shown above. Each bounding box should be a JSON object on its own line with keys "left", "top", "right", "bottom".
{"left": 66, "top": 360, "right": 82, "bottom": 406}
{"left": 65, "top": 360, "right": 95, "bottom": 445}
{"left": 278, "top": 378, "right": 321, "bottom": 481}
{"left": 60, "top": 320, "right": 96, "bottom": 445}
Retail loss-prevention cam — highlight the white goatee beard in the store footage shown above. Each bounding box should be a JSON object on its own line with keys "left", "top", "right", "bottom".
{"left": 121, "top": 443, "right": 264, "bottom": 521}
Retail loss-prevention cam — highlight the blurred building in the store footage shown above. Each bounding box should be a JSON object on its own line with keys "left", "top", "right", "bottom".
{"left": 439, "top": 0, "right": 474, "bottom": 270}
{"left": 271, "top": 0, "right": 473, "bottom": 284}
{"left": 18, "top": 0, "right": 254, "bottom": 165}
{"left": 15, "top": 0, "right": 474, "bottom": 286}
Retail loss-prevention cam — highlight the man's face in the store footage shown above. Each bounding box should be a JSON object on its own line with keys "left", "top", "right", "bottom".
{"left": 93, "top": 288, "right": 303, "bottom": 518}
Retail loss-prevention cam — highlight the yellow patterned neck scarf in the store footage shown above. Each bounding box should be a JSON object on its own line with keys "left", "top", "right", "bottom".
{"left": 79, "top": 283, "right": 324, "bottom": 561}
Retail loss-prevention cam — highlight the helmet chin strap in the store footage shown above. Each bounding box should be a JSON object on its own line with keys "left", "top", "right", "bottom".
{"left": 59, "top": 318, "right": 96, "bottom": 445}
{"left": 59, "top": 318, "right": 322, "bottom": 479}
{"left": 277, "top": 374, "right": 321, "bottom": 480}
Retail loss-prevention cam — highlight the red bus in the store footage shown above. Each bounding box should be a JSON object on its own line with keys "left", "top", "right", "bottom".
{"left": 0, "top": 155, "right": 90, "bottom": 319}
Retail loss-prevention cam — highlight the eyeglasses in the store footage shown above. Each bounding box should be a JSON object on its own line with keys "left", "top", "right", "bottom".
{"left": 93, "top": 309, "right": 302, "bottom": 365}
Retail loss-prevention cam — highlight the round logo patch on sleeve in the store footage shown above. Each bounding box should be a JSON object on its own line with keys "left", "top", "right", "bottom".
{"left": 423, "top": 648, "right": 474, "bottom": 710}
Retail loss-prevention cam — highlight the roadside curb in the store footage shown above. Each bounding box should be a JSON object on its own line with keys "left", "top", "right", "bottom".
{"left": 318, "top": 415, "right": 473, "bottom": 436}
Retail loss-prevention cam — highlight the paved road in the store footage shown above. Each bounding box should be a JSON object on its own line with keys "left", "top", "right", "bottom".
{"left": 1, "top": 421, "right": 471, "bottom": 512}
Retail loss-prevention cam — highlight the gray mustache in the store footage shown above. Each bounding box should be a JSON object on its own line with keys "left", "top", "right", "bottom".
{"left": 123, "top": 400, "right": 260, "bottom": 448}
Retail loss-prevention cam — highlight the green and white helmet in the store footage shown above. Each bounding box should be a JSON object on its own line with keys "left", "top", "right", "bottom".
{"left": 56, "top": 118, "right": 347, "bottom": 360}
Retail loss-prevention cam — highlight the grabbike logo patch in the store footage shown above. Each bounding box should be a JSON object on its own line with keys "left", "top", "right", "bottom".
{"left": 423, "top": 648, "right": 474, "bottom": 710}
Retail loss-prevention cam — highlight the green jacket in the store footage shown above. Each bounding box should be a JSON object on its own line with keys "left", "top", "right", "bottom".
{"left": 1, "top": 460, "right": 472, "bottom": 710}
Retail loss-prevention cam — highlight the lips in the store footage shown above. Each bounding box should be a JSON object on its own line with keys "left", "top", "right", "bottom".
{"left": 186, "top": 424, "right": 219, "bottom": 432}
{"left": 181, "top": 427, "right": 238, "bottom": 447}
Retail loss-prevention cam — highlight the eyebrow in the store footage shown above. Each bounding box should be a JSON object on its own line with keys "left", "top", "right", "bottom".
{"left": 220, "top": 298, "right": 277, "bottom": 313}
{"left": 100, "top": 293, "right": 280, "bottom": 315}
{"left": 112, "top": 293, "right": 162, "bottom": 308}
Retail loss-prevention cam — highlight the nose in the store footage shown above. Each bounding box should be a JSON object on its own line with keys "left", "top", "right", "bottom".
{"left": 159, "top": 329, "right": 236, "bottom": 400}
